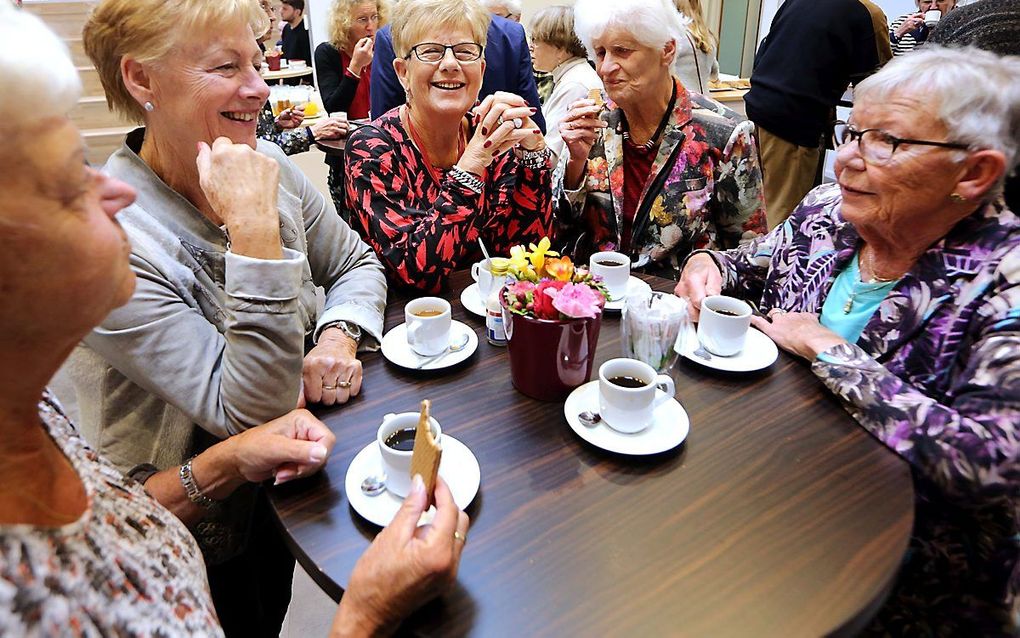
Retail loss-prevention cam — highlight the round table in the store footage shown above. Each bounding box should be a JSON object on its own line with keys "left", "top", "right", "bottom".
{"left": 261, "top": 66, "right": 313, "bottom": 83}
{"left": 269, "top": 270, "right": 913, "bottom": 636}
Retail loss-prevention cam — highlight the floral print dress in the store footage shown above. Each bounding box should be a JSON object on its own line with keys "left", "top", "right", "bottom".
{"left": 0, "top": 394, "right": 222, "bottom": 637}
{"left": 707, "top": 183, "right": 1020, "bottom": 636}
{"left": 563, "top": 81, "right": 766, "bottom": 278}
{"left": 344, "top": 108, "right": 555, "bottom": 293}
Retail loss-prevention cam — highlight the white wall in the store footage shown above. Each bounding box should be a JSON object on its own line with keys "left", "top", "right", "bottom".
{"left": 307, "top": 0, "right": 331, "bottom": 53}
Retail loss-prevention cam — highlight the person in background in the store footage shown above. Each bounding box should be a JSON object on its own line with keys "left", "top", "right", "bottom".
{"left": 858, "top": 0, "right": 895, "bottom": 65}
{"left": 676, "top": 46, "right": 1020, "bottom": 636}
{"left": 930, "top": 0, "right": 1020, "bottom": 212}
{"left": 345, "top": 0, "right": 554, "bottom": 292}
{"left": 370, "top": 0, "right": 546, "bottom": 131}
{"left": 258, "top": 0, "right": 350, "bottom": 156}
{"left": 480, "top": 0, "right": 521, "bottom": 22}
{"left": 0, "top": 6, "right": 468, "bottom": 637}
{"left": 671, "top": 0, "right": 719, "bottom": 94}
{"left": 890, "top": 0, "right": 957, "bottom": 56}
{"left": 527, "top": 5, "right": 602, "bottom": 163}
{"left": 745, "top": 0, "right": 881, "bottom": 229}
{"left": 559, "top": 0, "right": 765, "bottom": 277}
{"left": 281, "top": 0, "right": 312, "bottom": 63}
{"left": 314, "top": 0, "right": 386, "bottom": 217}
{"left": 77, "top": 0, "right": 387, "bottom": 632}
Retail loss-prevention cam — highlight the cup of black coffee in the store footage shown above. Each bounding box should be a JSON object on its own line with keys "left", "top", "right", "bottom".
{"left": 697, "top": 295, "right": 752, "bottom": 356}
{"left": 590, "top": 250, "right": 631, "bottom": 301}
{"left": 597, "top": 358, "right": 676, "bottom": 433}
{"left": 405, "top": 297, "right": 452, "bottom": 356}
{"left": 377, "top": 411, "right": 442, "bottom": 497}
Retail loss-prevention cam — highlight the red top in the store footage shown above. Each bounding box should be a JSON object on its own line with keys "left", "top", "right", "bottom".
{"left": 621, "top": 140, "right": 658, "bottom": 253}
{"left": 340, "top": 50, "right": 371, "bottom": 120}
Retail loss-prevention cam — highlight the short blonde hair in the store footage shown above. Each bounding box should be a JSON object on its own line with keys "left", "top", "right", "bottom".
{"left": 329, "top": 0, "right": 389, "bottom": 52}
{"left": 391, "top": 0, "right": 490, "bottom": 59}
{"left": 673, "top": 0, "right": 716, "bottom": 54}
{"left": 84, "top": 0, "right": 269, "bottom": 122}
{"left": 529, "top": 6, "right": 586, "bottom": 59}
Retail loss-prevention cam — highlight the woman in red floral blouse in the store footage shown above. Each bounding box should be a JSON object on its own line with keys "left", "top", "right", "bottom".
{"left": 344, "top": 0, "right": 555, "bottom": 292}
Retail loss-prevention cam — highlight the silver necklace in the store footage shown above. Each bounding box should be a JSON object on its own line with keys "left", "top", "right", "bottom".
{"left": 843, "top": 248, "right": 898, "bottom": 314}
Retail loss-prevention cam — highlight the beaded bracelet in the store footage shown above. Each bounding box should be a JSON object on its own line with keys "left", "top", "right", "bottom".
{"left": 449, "top": 165, "right": 484, "bottom": 194}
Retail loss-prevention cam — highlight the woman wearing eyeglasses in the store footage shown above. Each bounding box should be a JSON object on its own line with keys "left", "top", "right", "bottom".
{"left": 676, "top": 47, "right": 1020, "bottom": 635}
{"left": 344, "top": 0, "right": 554, "bottom": 292}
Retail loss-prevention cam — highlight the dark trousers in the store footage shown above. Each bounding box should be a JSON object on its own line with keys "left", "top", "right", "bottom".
{"left": 207, "top": 493, "right": 295, "bottom": 638}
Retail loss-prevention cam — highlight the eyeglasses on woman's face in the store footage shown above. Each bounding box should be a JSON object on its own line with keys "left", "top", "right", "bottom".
{"left": 354, "top": 13, "right": 379, "bottom": 25}
{"left": 404, "top": 42, "right": 483, "bottom": 63}
{"left": 832, "top": 120, "right": 970, "bottom": 166}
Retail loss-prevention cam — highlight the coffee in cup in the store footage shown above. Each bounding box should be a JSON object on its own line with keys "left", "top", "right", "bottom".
{"left": 405, "top": 297, "right": 451, "bottom": 356}
{"left": 590, "top": 250, "right": 631, "bottom": 301}
{"left": 377, "top": 412, "right": 442, "bottom": 497}
{"left": 697, "top": 295, "right": 752, "bottom": 356}
{"left": 598, "top": 358, "right": 676, "bottom": 433}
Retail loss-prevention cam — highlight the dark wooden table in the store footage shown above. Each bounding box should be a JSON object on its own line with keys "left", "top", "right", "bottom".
{"left": 270, "top": 270, "right": 914, "bottom": 637}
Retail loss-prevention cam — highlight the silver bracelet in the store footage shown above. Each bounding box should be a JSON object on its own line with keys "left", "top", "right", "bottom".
{"left": 449, "top": 165, "right": 484, "bottom": 194}
{"left": 180, "top": 456, "right": 217, "bottom": 509}
{"left": 516, "top": 146, "right": 551, "bottom": 170}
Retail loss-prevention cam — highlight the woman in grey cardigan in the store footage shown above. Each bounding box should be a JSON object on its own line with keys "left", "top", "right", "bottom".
{"left": 74, "top": 0, "right": 386, "bottom": 633}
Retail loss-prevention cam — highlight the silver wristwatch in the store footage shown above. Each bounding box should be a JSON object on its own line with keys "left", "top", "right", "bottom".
{"left": 180, "top": 456, "right": 216, "bottom": 509}
{"left": 322, "top": 320, "right": 362, "bottom": 345}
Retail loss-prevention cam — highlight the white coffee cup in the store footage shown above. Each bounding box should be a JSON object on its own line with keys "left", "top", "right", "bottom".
{"left": 290, "top": 59, "right": 308, "bottom": 69}
{"left": 405, "top": 297, "right": 452, "bottom": 356}
{"left": 598, "top": 358, "right": 676, "bottom": 434}
{"left": 697, "top": 295, "right": 752, "bottom": 356}
{"left": 924, "top": 9, "right": 941, "bottom": 27}
{"left": 471, "top": 259, "right": 496, "bottom": 298}
{"left": 590, "top": 251, "right": 631, "bottom": 302}
{"left": 377, "top": 412, "right": 442, "bottom": 498}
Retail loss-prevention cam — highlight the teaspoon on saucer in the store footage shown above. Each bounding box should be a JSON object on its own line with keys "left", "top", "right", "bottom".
{"left": 414, "top": 333, "right": 471, "bottom": 369}
{"left": 361, "top": 473, "right": 387, "bottom": 497}
{"left": 577, "top": 411, "right": 602, "bottom": 427}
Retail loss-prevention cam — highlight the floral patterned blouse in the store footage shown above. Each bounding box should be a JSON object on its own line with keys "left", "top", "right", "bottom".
{"left": 0, "top": 394, "right": 222, "bottom": 637}
{"left": 564, "top": 80, "right": 766, "bottom": 278}
{"left": 256, "top": 101, "right": 312, "bottom": 156}
{"left": 344, "top": 108, "right": 555, "bottom": 292}
{"left": 708, "top": 183, "right": 1020, "bottom": 636}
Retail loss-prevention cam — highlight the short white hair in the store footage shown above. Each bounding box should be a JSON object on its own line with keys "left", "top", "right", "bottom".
{"left": 573, "top": 0, "right": 689, "bottom": 62}
{"left": 480, "top": 0, "right": 520, "bottom": 15}
{"left": 0, "top": 4, "right": 81, "bottom": 129}
{"left": 854, "top": 46, "right": 1020, "bottom": 188}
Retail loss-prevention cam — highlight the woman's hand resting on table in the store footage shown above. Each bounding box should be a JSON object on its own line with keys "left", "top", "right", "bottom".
{"left": 750, "top": 311, "right": 847, "bottom": 361}
{"left": 456, "top": 91, "right": 545, "bottom": 176}
{"left": 302, "top": 327, "right": 363, "bottom": 406}
{"left": 330, "top": 476, "right": 469, "bottom": 637}
{"left": 673, "top": 253, "right": 723, "bottom": 321}
{"left": 309, "top": 116, "right": 350, "bottom": 141}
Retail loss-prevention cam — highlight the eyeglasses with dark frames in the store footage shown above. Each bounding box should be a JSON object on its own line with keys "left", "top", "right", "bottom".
{"left": 404, "top": 42, "right": 483, "bottom": 63}
{"left": 832, "top": 120, "right": 970, "bottom": 165}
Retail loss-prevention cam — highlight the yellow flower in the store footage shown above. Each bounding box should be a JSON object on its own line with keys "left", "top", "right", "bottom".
{"left": 509, "top": 245, "right": 530, "bottom": 271}
{"left": 526, "top": 237, "right": 558, "bottom": 278}
{"left": 544, "top": 256, "right": 574, "bottom": 281}
{"left": 649, "top": 198, "right": 672, "bottom": 226}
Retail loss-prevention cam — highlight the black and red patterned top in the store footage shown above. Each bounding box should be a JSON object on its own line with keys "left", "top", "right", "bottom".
{"left": 344, "top": 108, "right": 555, "bottom": 292}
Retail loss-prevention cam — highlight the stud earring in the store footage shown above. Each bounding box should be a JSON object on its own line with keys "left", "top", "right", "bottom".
{"left": 144, "top": 101, "right": 155, "bottom": 112}
{"left": 949, "top": 192, "right": 967, "bottom": 203}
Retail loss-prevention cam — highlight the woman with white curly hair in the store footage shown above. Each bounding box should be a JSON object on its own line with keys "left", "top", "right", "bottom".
{"left": 558, "top": 0, "right": 765, "bottom": 278}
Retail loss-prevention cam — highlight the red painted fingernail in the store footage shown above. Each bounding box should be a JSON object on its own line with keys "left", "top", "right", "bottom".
{"left": 530, "top": 107, "right": 537, "bottom": 113}
{"left": 484, "top": 140, "right": 492, "bottom": 148}
{"left": 481, "top": 127, "right": 488, "bottom": 135}
{"left": 533, "top": 129, "right": 541, "bottom": 134}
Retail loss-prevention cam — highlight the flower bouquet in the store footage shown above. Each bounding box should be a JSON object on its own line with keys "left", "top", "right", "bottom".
{"left": 500, "top": 238, "right": 608, "bottom": 401}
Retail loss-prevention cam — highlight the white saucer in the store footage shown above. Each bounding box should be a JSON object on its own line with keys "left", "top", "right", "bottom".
{"left": 564, "top": 381, "right": 690, "bottom": 455}
{"left": 345, "top": 435, "right": 481, "bottom": 527}
{"left": 603, "top": 277, "right": 654, "bottom": 312}
{"left": 459, "top": 283, "right": 486, "bottom": 318}
{"left": 380, "top": 320, "right": 478, "bottom": 370}
{"left": 675, "top": 326, "right": 779, "bottom": 372}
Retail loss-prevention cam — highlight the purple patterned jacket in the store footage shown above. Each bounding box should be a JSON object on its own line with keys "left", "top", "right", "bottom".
{"left": 709, "top": 183, "right": 1020, "bottom": 635}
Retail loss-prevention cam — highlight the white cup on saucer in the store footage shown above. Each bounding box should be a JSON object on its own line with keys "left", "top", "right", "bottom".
{"left": 697, "top": 295, "right": 752, "bottom": 356}
{"left": 405, "top": 297, "right": 451, "bottom": 356}
{"left": 471, "top": 259, "right": 496, "bottom": 298}
{"left": 590, "top": 251, "right": 630, "bottom": 301}
{"left": 598, "top": 358, "right": 676, "bottom": 434}
{"left": 377, "top": 412, "right": 442, "bottom": 498}
{"left": 924, "top": 9, "right": 941, "bottom": 27}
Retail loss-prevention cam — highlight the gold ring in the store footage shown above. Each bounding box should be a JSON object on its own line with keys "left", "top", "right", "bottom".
{"left": 453, "top": 531, "right": 467, "bottom": 543}
{"left": 322, "top": 384, "right": 337, "bottom": 390}
{"left": 337, "top": 379, "right": 352, "bottom": 389}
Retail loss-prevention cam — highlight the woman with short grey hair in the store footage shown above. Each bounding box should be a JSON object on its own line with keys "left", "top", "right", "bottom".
{"left": 676, "top": 45, "right": 1020, "bottom": 635}
{"left": 558, "top": 0, "right": 765, "bottom": 277}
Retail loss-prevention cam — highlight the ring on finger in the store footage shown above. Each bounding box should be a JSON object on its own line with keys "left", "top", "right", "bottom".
{"left": 511, "top": 117, "right": 523, "bottom": 129}
{"left": 337, "top": 379, "right": 352, "bottom": 389}
{"left": 453, "top": 531, "right": 467, "bottom": 543}
{"left": 322, "top": 383, "right": 338, "bottom": 390}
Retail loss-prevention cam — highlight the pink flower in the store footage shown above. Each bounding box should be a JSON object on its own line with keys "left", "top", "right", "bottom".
{"left": 533, "top": 280, "right": 567, "bottom": 319}
{"left": 552, "top": 283, "right": 605, "bottom": 319}
{"left": 507, "top": 280, "right": 536, "bottom": 299}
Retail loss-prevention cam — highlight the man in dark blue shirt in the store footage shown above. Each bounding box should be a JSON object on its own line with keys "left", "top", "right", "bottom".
{"left": 370, "top": 14, "right": 546, "bottom": 132}
{"left": 280, "top": 0, "right": 311, "bottom": 63}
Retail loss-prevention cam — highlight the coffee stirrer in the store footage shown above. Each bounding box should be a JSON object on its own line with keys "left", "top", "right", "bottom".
{"left": 478, "top": 238, "right": 492, "bottom": 263}
{"left": 409, "top": 399, "right": 442, "bottom": 507}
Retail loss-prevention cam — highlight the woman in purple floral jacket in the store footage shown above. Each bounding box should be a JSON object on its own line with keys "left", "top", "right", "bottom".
{"left": 678, "top": 47, "right": 1020, "bottom": 636}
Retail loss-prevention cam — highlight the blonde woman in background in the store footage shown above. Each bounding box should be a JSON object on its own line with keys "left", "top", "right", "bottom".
{"left": 528, "top": 5, "right": 603, "bottom": 162}
{"left": 672, "top": 0, "right": 719, "bottom": 93}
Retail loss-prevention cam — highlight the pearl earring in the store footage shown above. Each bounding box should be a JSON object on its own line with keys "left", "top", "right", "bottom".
{"left": 144, "top": 101, "right": 155, "bottom": 112}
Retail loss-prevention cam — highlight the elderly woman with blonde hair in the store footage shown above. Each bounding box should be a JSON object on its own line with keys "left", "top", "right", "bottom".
{"left": 345, "top": 0, "right": 555, "bottom": 292}
{"left": 559, "top": 0, "right": 765, "bottom": 277}
{"left": 76, "top": 0, "right": 386, "bottom": 631}
{"left": 677, "top": 46, "right": 1020, "bottom": 635}
{"left": 0, "top": 6, "right": 466, "bottom": 637}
